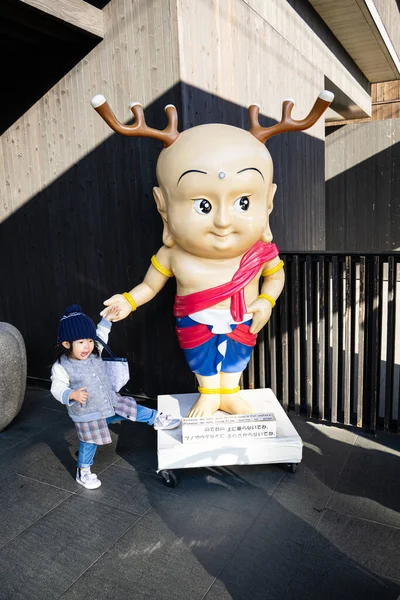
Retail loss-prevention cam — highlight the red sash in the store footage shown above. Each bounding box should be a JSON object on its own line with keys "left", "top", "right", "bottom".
{"left": 174, "top": 241, "right": 279, "bottom": 322}
{"left": 176, "top": 322, "right": 257, "bottom": 350}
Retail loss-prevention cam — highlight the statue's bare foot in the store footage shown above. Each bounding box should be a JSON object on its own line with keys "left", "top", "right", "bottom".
{"left": 186, "top": 394, "right": 220, "bottom": 418}
{"left": 219, "top": 393, "right": 255, "bottom": 415}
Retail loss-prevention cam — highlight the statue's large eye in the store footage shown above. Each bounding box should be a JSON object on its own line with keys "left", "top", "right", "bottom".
{"left": 193, "top": 199, "right": 212, "bottom": 214}
{"left": 234, "top": 196, "right": 250, "bottom": 212}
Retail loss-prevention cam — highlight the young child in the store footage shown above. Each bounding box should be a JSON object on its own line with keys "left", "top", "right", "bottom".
{"left": 50, "top": 304, "right": 181, "bottom": 489}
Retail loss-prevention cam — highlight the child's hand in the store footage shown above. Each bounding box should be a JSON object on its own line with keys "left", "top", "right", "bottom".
{"left": 103, "top": 305, "right": 120, "bottom": 322}
{"left": 70, "top": 387, "right": 88, "bottom": 404}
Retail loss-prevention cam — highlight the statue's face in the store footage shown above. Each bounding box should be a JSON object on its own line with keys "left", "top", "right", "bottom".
{"left": 154, "top": 124, "right": 276, "bottom": 259}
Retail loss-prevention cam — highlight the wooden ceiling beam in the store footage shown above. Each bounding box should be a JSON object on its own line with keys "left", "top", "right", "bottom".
{"left": 17, "top": 0, "right": 104, "bottom": 39}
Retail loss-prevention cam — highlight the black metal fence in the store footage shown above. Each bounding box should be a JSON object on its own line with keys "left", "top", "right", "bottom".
{"left": 245, "top": 253, "right": 400, "bottom": 434}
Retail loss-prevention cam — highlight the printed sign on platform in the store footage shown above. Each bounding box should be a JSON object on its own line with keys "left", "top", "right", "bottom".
{"left": 181, "top": 412, "right": 277, "bottom": 444}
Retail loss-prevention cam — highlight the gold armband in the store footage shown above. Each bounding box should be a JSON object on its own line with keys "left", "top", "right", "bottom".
{"left": 258, "top": 293, "right": 276, "bottom": 308}
{"left": 151, "top": 255, "right": 173, "bottom": 278}
{"left": 122, "top": 292, "right": 137, "bottom": 311}
{"left": 261, "top": 260, "right": 284, "bottom": 277}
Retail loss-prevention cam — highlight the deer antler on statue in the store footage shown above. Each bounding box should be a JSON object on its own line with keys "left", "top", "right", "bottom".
{"left": 90, "top": 95, "right": 180, "bottom": 147}
{"left": 248, "top": 90, "right": 334, "bottom": 143}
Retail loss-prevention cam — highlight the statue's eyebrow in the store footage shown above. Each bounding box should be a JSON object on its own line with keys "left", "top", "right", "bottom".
{"left": 177, "top": 169, "right": 208, "bottom": 185}
{"left": 237, "top": 167, "right": 264, "bottom": 182}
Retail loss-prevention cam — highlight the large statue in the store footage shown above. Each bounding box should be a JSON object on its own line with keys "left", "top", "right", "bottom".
{"left": 91, "top": 90, "right": 333, "bottom": 417}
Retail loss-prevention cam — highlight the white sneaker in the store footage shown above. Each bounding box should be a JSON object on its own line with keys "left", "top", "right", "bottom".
{"left": 76, "top": 468, "right": 102, "bottom": 489}
{"left": 153, "top": 412, "right": 181, "bottom": 430}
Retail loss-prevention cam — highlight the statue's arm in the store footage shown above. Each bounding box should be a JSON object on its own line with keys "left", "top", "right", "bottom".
{"left": 247, "top": 256, "right": 285, "bottom": 334}
{"left": 259, "top": 255, "right": 285, "bottom": 303}
{"left": 100, "top": 246, "right": 173, "bottom": 321}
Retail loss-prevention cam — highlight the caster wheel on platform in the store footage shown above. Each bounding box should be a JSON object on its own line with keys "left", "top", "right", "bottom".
{"left": 160, "top": 470, "right": 178, "bottom": 488}
{"left": 287, "top": 463, "right": 297, "bottom": 473}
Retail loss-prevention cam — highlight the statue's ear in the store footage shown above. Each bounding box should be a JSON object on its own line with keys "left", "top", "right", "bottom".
{"left": 268, "top": 183, "right": 277, "bottom": 213}
{"left": 153, "top": 187, "right": 176, "bottom": 248}
{"left": 261, "top": 183, "right": 277, "bottom": 243}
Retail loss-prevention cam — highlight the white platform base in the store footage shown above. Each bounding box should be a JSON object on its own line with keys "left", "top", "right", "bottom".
{"left": 157, "top": 388, "right": 303, "bottom": 471}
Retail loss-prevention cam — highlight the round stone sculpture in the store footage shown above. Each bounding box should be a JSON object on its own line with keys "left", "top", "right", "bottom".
{"left": 0, "top": 322, "right": 27, "bottom": 431}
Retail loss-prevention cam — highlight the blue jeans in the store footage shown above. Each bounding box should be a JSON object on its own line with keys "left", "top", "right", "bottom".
{"left": 77, "top": 405, "right": 157, "bottom": 468}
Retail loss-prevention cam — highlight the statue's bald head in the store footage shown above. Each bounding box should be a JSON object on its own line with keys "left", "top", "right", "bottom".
{"left": 156, "top": 123, "right": 274, "bottom": 194}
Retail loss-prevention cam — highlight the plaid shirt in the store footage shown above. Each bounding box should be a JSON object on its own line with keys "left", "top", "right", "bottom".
{"left": 74, "top": 394, "right": 138, "bottom": 445}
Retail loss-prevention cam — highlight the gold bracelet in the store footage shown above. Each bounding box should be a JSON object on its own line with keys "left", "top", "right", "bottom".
{"left": 262, "top": 259, "right": 284, "bottom": 277}
{"left": 151, "top": 255, "right": 173, "bottom": 278}
{"left": 258, "top": 293, "right": 276, "bottom": 308}
{"left": 122, "top": 292, "right": 137, "bottom": 312}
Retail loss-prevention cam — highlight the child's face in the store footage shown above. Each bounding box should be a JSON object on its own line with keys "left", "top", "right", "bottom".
{"left": 63, "top": 339, "right": 95, "bottom": 360}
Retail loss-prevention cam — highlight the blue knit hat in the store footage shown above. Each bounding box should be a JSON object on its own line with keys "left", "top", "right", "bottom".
{"left": 57, "top": 304, "right": 98, "bottom": 345}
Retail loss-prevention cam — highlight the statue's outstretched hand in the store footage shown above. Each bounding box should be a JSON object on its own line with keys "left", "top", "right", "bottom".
{"left": 100, "top": 294, "right": 132, "bottom": 322}
{"left": 247, "top": 298, "right": 273, "bottom": 334}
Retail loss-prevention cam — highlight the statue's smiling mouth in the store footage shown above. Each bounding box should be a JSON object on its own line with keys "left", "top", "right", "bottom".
{"left": 213, "top": 232, "right": 232, "bottom": 238}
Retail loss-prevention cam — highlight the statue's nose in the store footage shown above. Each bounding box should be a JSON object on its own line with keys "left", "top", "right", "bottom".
{"left": 213, "top": 204, "right": 231, "bottom": 229}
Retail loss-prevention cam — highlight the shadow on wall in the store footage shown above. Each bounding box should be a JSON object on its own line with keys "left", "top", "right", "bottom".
{"left": 0, "top": 83, "right": 325, "bottom": 395}
{"left": 326, "top": 136, "right": 400, "bottom": 252}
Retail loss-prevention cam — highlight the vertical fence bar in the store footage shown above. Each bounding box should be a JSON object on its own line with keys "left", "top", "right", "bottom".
{"left": 318, "top": 256, "right": 325, "bottom": 421}
{"left": 344, "top": 256, "right": 352, "bottom": 426}
{"left": 305, "top": 255, "right": 313, "bottom": 418}
{"left": 258, "top": 327, "right": 266, "bottom": 389}
{"left": 357, "top": 257, "right": 366, "bottom": 428}
{"left": 269, "top": 312, "right": 277, "bottom": 394}
{"left": 280, "top": 285, "right": 289, "bottom": 413}
{"left": 369, "top": 256, "right": 380, "bottom": 432}
{"left": 248, "top": 351, "right": 255, "bottom": 389}
{"left": 397, "top": 261, "right": 400, "bottom": 434}
{"left": 293, "top": 255, "right": 301, "bottom": 415}
{"left": 331, "top": 256, "right": 339, "bottom": 423}
{"left": 384, "top": 256, "right": 395, "bottom": 431}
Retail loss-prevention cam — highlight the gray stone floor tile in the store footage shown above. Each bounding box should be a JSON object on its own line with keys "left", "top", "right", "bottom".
{"left": 16, "top": 420, "right": 147, "bottom": 491}
{"left": 60, "top": 579, "right": 168, "bottom": 600}
{"left": 327, "top": 432, "right": 400, "bottom": 527}
{"left": 288, "top": 414, "right": 318, "bottom": 442}
{"left": 114, "top": 436, "right": 158, "bottom": 474}
{"left": 0, "top": 495, "right": 140, "bottom": 600}
{"left": 13, "top": 402, "right": 67, "bottom": 429}
{"left": 308, "top": 509, "right": 400, "bottom": 580}
{"left": 203, "top": 510, "right": 311, "bottom": 599}
{"left": 284, "top": 551, "right": 400, "bottom": 600}
{"left": 243, "top": 494, "right": 320, "bottom": 551}
{"left": 17, "top": 450, "right": 82, "bottom": 492}
{"left": 202, "top": 490, "right": 327, "bottom": 600}
{"left": 168, "top": 463, "right": 284, "bottom": 515}
{"left": 75, "top": 464, "right": 169, "bottom": 515}
{"left": 271, "top": 424, "right": 357, "bottom": 521}
{"left": 23, "top": 387, "right": 62, "bottom": 410}
{"left": 57, "top": 494, "right": 254, "bottom": 600}
{"left": 0, "top": 435, "right": 54, "bottom": 483}
{"left": 0, "top": 474, "right": 71, "bottom": 548}
{"left": 0, "top": 422, "right": 44, "bottom": 453}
